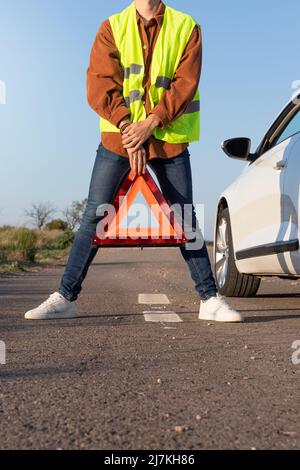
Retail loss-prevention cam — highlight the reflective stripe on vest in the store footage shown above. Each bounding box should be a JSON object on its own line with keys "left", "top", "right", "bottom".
{"left": 155, "top": 76, "right": 172, "bottom": 90}
{"left": 124, "top": 64, "right": 143, "bottom": 79}
{"left": 100, "top": 1, "right": 201, "bottom": 143}
{"left": 124, "top": 90, "right": 143, "bottom": 108}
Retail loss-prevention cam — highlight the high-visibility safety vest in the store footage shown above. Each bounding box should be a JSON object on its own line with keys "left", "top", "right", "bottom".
{"left": 100, "top": 1, "right": 201, "bottom": 144}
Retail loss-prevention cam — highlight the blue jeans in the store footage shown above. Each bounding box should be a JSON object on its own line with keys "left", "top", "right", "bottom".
{"left": 58, "top": 143, "right": 218, "bottom": 302}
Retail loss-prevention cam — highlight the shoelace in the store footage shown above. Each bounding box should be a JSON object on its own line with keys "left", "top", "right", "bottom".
{"left": 212, "top": 295, "right": 236, "bottom": 312}
{"left": 40, "top": 293, "right": 63, "bottom": 307}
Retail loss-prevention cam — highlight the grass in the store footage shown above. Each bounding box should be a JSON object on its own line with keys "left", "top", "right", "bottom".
{"left": 0, "top": 226, "right": 214, "bottom": 276}
{"left": 0, "top": 226, "right": 75, "bottom": 276}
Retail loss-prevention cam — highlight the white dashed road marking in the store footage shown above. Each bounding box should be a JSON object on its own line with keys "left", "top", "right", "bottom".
{"left": 139, "top": 293, "right": 181, "bottom": 323}
{"left": 138, "top": 294, "right": 170, "bottom": 305}
{"left": 143, "top": 312, "right": 182, "bottom": 323}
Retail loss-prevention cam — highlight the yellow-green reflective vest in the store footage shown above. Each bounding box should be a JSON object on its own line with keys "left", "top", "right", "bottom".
{"left": 100, "top": 1, "right": 200, "bottom": 143}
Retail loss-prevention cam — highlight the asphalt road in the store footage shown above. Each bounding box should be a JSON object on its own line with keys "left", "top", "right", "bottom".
{"left": 1, "top": 247, "right": 300, "bottom": 450}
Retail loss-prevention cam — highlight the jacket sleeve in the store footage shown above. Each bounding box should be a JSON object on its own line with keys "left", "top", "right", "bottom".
{"left": 86, "top": 19, "right": 131, "bottom": 128}
{"left": 148, "top": 25, "right": 202, "bottom": 129}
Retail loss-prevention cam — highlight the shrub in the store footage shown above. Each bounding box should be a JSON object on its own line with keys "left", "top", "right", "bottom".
{"left": 0, "top": 225, "right": 15, "bottom": 233}
{"left": 44, "top": 230, "right": 75, "bottom": 250}
{"left": 0, "top": 226, "right": 74, "bottom": 273}
{"left": 45, "top": 219, "right": 69, "bottom": 231}
{"left": 11, "top": 228, "right": 38, "bottom": 262}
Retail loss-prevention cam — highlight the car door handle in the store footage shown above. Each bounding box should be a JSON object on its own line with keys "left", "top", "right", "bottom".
{"left": 274, "top": 160, "right": 287, "bottom": 170}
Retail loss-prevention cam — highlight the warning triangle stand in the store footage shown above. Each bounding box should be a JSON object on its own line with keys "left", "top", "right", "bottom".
{"left": 93, "top": 169, "right": 188, "bottom": 248}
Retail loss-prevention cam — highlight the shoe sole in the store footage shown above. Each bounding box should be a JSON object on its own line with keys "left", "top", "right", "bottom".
{"left": 198, "top": 314, "right": 215, "bottom": 321}
{"left": 199, "top": 313, "right": 243, "bottom": 323}
{"left": 24, "top": 311, "right": 80, "bottom": 320}
{"left": 215, "top": 316, "right": 243, "bottom": 323}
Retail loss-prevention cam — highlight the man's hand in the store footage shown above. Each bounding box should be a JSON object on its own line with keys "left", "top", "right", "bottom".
{"left": 127, "top": 146, "right": 148, "bottom": 177}
{"left": 122, "top": 114, "right": 162, "bottom": 152}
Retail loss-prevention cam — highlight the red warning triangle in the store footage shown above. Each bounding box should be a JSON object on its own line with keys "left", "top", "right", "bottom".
{"left": 93, "top": 169, "right": 187, "bottom": 247}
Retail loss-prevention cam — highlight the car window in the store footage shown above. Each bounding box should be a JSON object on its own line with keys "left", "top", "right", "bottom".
{"left": 275, "top": 109, "right": 300, "bottom": 145}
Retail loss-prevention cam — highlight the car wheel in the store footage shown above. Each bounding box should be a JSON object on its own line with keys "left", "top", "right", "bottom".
{"left": 214, "top": 207, "right": 261, "bottom": 297}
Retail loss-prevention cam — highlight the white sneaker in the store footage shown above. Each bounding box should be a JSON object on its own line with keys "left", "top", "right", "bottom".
{"left": 24, "top": 292, "right": 79, "bottom": 320}
{"left": 199, "top": 294, "right": 243, "bottom": 323}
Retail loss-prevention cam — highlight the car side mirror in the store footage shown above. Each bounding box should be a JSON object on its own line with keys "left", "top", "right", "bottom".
{"left": 221, "top": 137, "right": 252, "bottom": 161}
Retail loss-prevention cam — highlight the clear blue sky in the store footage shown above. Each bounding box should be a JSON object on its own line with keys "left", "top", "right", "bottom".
{"left": 0, "top": 0, "right": 299, "bottom": 238}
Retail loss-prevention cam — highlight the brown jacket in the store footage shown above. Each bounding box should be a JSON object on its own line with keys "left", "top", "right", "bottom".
{"left": 86, "top": 1, "right": 202, "bottom": 160}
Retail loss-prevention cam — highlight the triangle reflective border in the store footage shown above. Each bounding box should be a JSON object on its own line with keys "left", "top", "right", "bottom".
{"left": 93, "top": 169, "right": 188, "bottom": 247}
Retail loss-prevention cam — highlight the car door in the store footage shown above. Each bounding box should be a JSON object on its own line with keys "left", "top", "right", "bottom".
{"left": 233, "top": 104, "right": 300, "bottom": 275}
{"left": 232, "top": 141, "right": 290, "bottom": 274}
{"left": 276, "top": 109, "right": 300, "bottom": 274}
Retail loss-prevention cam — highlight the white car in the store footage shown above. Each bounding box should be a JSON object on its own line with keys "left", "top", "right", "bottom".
{"left": 214, "top": 93, "right": 300, "bottom": 297}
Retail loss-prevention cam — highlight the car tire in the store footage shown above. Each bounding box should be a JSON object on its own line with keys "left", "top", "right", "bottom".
{"left": 214, "top": 207, "right": 261, "bottom": 297}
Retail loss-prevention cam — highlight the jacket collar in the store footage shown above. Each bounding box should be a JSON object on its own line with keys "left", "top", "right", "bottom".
{"left": 136, "top": 1, "right": 166, "bottom": 27}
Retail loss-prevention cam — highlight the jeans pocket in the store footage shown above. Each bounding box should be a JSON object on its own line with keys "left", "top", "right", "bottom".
{"left": 97, "top": 142, "right": 129, "bottom": 163}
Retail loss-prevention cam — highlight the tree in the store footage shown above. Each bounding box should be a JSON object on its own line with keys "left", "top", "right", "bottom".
{"left": 25, "top": 202, "right": 56, "bottom": 230}
{"left": 63, "top": 199, "right": 87, "bottom": 231}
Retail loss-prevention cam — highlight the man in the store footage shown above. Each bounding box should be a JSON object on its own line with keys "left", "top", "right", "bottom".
{"left": 24, "top": 0, "right": 242, "bottom": 323}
